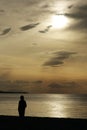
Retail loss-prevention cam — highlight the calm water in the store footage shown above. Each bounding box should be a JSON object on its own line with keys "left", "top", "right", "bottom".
{"left": 0, "top": 94, "right": 87, "bottom": 119}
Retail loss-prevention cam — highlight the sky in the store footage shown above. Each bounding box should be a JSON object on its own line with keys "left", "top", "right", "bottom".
{"left": 0, "top": 0, "right": 87, "bottom": 93}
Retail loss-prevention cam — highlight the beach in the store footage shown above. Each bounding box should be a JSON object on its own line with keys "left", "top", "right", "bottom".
{"left": 0, "top": 115, "right": 87, "bottom": 130}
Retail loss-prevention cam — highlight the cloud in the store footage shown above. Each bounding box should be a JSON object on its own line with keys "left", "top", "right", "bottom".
{"left": 55, "top": 4, "right": 87, "bottom": 31}
{"left": 41, "top": 4, "right": 49, "bottom": 9}
{"left": 68, "top": 5, "right": 73, "bottom": 9}
{"left": 47, "top": 81, "right": 81, "bottom": 93}
{"left": 20, "top": 23, "right": 40, "bottom": 31}
{"left": 69, "top": 21, "right": 87, "bottom": 31}
{"left": 63, "top": 13, "right": 86, "bottom": 19}
{"left": 43, "top": 51, "right": 77, "bottom": 67}
{"left": 32, "top": 80, "right": 43, "bottom": 84}
{"left": 65, "top": 14, "right": 87, "bottom": 30}
{"left": 78, "top": 5, "right": 87, "bottom": 11}
{"left": 64, "top": 81, "right": 78, "bottom": 87}
{"left": 0, "top": 70, "right": 11, "bottom": 80}
{"left": 48, "top": 83, "right": 62, "bottom": 88}
{"left": 32, "top": 43, "right": 37, "bottom": 46}
{"left": 48, "top": 81, "right": 79, "bottom": 88}
{"left": 44, "top": 60, "right": 63, "bottom": 67}
{"left": 39, "top": 25, "right": 52, "bottom": 33}
{"left": 63, "top": 4, "right": 87, "bottom": 31}
{"left": 0, "top": 79, "right": 30, "bottom": 93}
{"left": 55, "top": 51, "right": 76, "bottom": 59}
{"left": 0, "top": 9, "right": 5, "bottom": 13}
{"left": 0, "top": 28, "right": 11, "bottom": 36}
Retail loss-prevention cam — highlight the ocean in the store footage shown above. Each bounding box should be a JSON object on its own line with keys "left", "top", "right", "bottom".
{"left": 0, "top": 94, "right": 87, "bottom": 119}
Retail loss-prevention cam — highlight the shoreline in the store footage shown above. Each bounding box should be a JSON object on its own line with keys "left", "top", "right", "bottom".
{"left": 0, "top": 115, "right": 87, "bottom": 129}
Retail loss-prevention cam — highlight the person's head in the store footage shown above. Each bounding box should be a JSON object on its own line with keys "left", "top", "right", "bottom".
{"left": 20, "top": 95, "right": 24, "bottom": 100}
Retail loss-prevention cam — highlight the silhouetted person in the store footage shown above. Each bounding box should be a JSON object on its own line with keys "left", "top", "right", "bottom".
{"left": 18, "top": 95, "right": 27, "bottom": 117}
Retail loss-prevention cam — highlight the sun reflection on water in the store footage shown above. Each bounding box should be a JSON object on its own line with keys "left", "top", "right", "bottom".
{"left": 28, "top": 100, "right": 68, "bottom": 118}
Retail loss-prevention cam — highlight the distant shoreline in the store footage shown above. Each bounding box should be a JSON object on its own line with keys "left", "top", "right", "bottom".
{"left": 0, "top": 115, "right": 87, "bottom": 129}
{"left": 0, "top": 91, "right": 28, "bottom": 94}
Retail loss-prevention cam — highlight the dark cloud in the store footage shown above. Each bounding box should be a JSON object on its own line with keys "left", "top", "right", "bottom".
{"left": 54, "top": 51, "right": 76, "bottom": 60}
{"left": 39, "top": 25, "right": 52, "bottom": 33}
{"left": 63, "top": 4, "right": 87, "bottom": 31}
{"left": 56, "top": 11, "right": 87, "bottom": 20}
{"left": 32, "top": 43, "right": 37, "bottom": 46}
{"left": 44, "top": 60, "right": 63, "bottom": 67}
{"left": 43, "top": 5, "right": 49, "bottom": 8}
{"left": 0, "top": 9, "right": 5, "bottom": 13}
{"left": 78, "top": 5, "right": 87, "bottom": 11}
{"left": 43, "top": 51, "right": 76, "bottom": 67}
{"left": 20, "top": 23, "right": 40, "bottom": 31}
{"left": 68, "top": 5, "right": 73, "bottom": 9}
{"left": 0, "top": 28, "right": 11, "bottom": 36}
{"left": 56, "top": 4, "right": 87, "bottom": 19}
{"left": 64, "top": 13, "right": 87, "bottom": 30}
{"left": 64, "top": 13, "right": 86, "bottom": 19}
{"left": 40, "top": 4, "right": 49, "bottom": 9}
{"left": 68, "top": 20, "right": 87, "bottom": 31}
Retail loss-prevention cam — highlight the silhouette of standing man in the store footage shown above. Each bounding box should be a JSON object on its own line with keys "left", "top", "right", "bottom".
{"left": 18, "top": 95, "right": 27, "bottom": 117}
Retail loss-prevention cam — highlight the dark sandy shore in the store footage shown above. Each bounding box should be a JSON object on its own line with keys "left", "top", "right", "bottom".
{"left": 0, "top": 115, "right": 87, "bottom": 130}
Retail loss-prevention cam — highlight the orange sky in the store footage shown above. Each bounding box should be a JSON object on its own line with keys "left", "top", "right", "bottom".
{"left": 0, "top": 0, "right": 87, "bottom": 93}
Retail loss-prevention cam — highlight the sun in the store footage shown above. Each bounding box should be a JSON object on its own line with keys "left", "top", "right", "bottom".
{"left": 51, "top": 15, "right": 68, "bottom": 29}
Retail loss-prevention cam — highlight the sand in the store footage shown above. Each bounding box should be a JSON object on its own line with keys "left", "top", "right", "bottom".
{"left": 0, "top": 115, "right": 87, "bottom": 130}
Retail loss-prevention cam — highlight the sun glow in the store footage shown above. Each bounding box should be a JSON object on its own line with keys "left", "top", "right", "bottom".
{"left": 51, "top": 15, "right": 68, "bottom": 29}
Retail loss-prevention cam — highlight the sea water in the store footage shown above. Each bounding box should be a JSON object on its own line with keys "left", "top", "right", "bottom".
{"left": 0, "top": 94, "right": 87, "bottom": 119}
